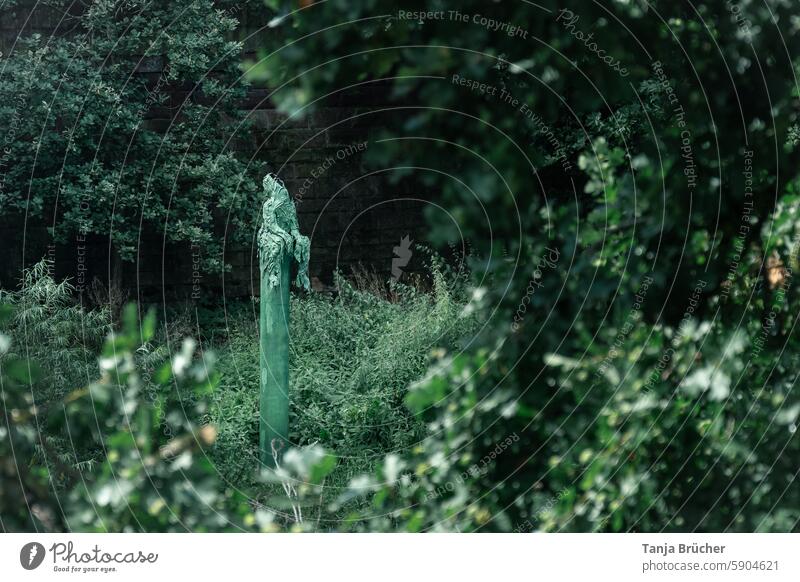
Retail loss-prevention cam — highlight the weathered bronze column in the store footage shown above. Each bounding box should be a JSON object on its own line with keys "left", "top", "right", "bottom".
{"left": 258, "top": 174, "right": 310, "bottom": 467}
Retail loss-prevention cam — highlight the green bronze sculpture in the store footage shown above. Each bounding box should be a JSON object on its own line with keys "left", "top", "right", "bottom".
{"left": 258, "top": 174, "right": 310, "bottom": 467}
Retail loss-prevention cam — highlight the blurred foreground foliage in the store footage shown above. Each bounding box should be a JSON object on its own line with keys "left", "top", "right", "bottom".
{"left": 247, "top": 0, "right": 800, "bottom": 531}
{"left": 0, "top": 291, "right": 274, "bottom": 531}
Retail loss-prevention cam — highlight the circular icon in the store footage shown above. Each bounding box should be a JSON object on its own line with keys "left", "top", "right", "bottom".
{"left": 19, "top": 542, "right": 46, "bottom": 570}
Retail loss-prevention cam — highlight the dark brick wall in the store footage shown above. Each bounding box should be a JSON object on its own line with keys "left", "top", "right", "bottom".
{"left": 0, "top": 2, "right": 428, "bottom": 299}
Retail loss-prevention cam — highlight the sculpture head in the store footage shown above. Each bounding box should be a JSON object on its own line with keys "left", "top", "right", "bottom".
{"left": 262, "top": 173, "right": 288, "bottom": 201}
{"left": 257, "top": 172, "right": 311, "bottom": 291}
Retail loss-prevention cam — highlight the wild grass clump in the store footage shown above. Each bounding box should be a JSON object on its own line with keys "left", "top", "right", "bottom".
{"left": 0, "top": 260, "right": 110, "bottom": 402}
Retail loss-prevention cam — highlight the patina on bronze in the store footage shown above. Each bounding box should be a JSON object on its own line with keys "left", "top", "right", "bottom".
{"left": 258, "top": 174, "right": 310, "bottom": 467}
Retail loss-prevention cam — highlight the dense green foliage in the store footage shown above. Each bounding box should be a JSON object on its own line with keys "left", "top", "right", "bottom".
{"left": 3, "top": 0, "right": 800, "bottom": 533}
{"left": 0, "top": 0, "right": 261, "bottom": 272}
{"left": 251, "top": 0, "right": 800, "bottom": 531}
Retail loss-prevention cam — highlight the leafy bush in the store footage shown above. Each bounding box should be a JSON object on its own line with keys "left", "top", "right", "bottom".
{"left": 0, "top": 299, "right": 280, "bottom": 532}
{"left": 0, "top": 0, "right": 262, "bottom": 273}
{"left": 5, "top": 0, "right": 800, "bottom": 534}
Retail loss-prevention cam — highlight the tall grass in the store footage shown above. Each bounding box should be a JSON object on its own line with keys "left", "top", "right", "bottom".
{"left": 0, "top": 260, "right": 110, "bottom": 402}
{"left": 209, "top": 260, "right": 479, "bottom": 500}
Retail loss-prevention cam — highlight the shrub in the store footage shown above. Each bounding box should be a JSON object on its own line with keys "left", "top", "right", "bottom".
{"left": 0, "top": 0, "right": 262, "bottom": 274}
